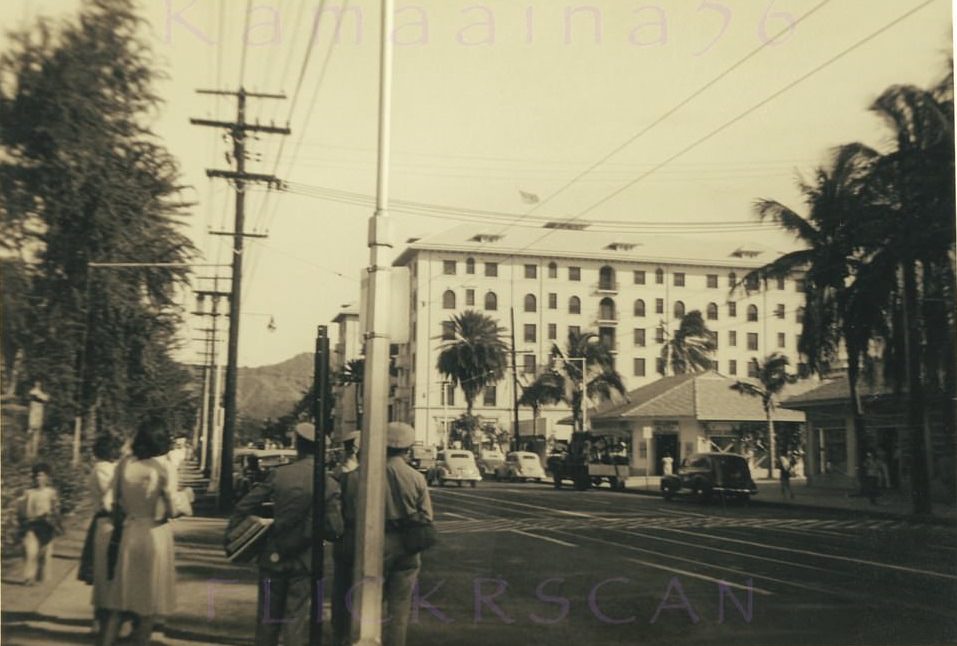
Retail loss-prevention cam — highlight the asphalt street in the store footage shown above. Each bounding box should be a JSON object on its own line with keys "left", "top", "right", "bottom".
{"left": 410, "top": 481, "right": 957, "bottom": 646}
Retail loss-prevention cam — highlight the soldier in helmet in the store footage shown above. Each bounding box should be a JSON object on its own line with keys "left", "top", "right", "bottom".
{"left": 229, "top": 422, "right": 343, "bottom": 646}
{"left": 337, "top": 422, "right": 433, "bottom": 646}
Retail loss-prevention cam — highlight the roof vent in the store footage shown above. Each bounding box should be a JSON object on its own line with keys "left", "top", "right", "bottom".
{"left": 470, "top": 233, "right": 503, "bottom": 243}
{"left": 544, "top": 221, "right": 589, "bottom": 231}
{"left": 605, "top": 242, "right": 638, "bottom": 251}
{"left": 731, "top": 247, "right": 762, "bottom": 258}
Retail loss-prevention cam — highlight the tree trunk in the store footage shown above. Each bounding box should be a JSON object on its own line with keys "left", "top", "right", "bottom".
{"left": 846, "top": 358, "right": 869, "bottom": 489}
{"left": 902, "top": 261, "right": 932, "bottom": 515}
{"left": 766, "top": 406, "right": 776, "bottom": 480}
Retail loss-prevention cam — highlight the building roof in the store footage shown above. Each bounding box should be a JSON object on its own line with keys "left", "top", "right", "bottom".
{"left": 332, "top": 310, "right": 359, "bottom": 323}
{"left": 588, "top": 371, "right": 805, "bottom": 424}
{"left": 782, "top": 375, "right": 893, "bottom": 409}
{"left": 393, "top": 223, "right": 794, "bottom": 270}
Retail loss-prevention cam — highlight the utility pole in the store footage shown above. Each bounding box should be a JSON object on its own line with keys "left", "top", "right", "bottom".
{"left": 193, "top": 277, "right": 229, "bottom": 479}
{"left": 509, "top": 307, "right": 521, "bottom": 452}
{"left": 352, "top": 0, "right": 396, "bottom": 640}
{"left": 191, "top": 88, "right": 288, "bottom": 510}
{"left": 310, "top": 326, "right": 332, "bottom": 646}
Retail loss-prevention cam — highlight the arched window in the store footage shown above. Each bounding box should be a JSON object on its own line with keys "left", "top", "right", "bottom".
{"left": 548, "top": 262, "right": 558, "bottom": 279}
{"left": 673, "top": 300, "right": 685, "bottom": 319}
{"left": 599, "top": 297, "right": 616, "bottom": 320}
{"left": 728, "top": 272, "right": 737, "bottom": 288}
{"left": 484, "top": 292, "right": 498, "bottom": 311}
{"left": 706, "top": 303, "right": 718, "bottom": 320}
{"left": 524, "top": 294, "right": 537, "bottom": 313}
{"left": 747, "top": 304, "right": 758, "bottom": 322}
{"left": 599, "top": 266, "right": 615, "bottom": 290}
{"left": 634, "top": 299, "right": 646, "bottom": 317}
{"left": 442, "top": 290, "right": 456, "bottom": 310}
{"left": 465, "top": 257, "right": 475, "bottom": 274}
{"left": 655, "top": 268, "right": 664, "bottom": 284}
{"left": 569, "top": 296, "right": 581, "bottom": 315}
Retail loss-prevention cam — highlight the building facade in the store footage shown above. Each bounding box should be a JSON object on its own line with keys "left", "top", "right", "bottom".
{"left": 389, "top": 224, "right": 807, "bottom": 447}
{"left": 331, "top": 309, "right": 362, "bottom": 441}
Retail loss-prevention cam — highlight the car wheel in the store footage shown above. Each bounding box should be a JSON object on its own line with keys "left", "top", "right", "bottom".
{"left": 693, "top": 480, "right": 712, "bottom": 504}
{"left": 662, "top": 485, "right": 675, "bottom": 501}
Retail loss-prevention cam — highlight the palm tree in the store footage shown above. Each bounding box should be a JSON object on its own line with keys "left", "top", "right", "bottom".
{"left": 658, "top": 310, "right": 717, "bottom": 376}
{"left": 518, "top": 370, "right": 564, "bottom": 420}
{"left": 336, "top": 358, "right": 364, "bottom": 430}
{"left": 550, "top": 329, "right": 626, "bottom": 433}
{"left": 730, "top": 353, "right": 798, "bottom": 479}
{"left": 436, "top": 310, "right": 508, "bottom": 418}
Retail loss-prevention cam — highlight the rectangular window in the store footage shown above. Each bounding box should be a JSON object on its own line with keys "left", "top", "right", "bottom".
{"left": 523, "top": 354, "right": 536, "bottom": 375}
{"left": 569, "top": 266, "right": 581, "bottom": 281}
{"left": 548, "top": 293, "right": 557, "bottom": 309}
{"left": 465, "top": 289, "right": 475, "bottom": 306}
{"left": 747, "top": 333, "right": 759, "bottom": 351}
{"left": 485, "top": 262, "right": 498, "bottom": 277}
{"left": 483, "top": 386, "right": 496, "bottom": 407}
{"left": 728, "top": 360, "right": 737, "bottom": 376}
{"left": 708, "top": 331, "right": 718, "bottom": 349}
{"left": 442, "top": 384, "right": 455, "bottom": 406}
{"left": 525, "top": 264, "right": 537, "bottom": 279}
{"left": 777, "top": 332, "right": 786, "bottom": 348}
{"left": 729, "top": 330, "right": 737, "bottom": 347}
{"left": 707, "top": 274, "right": 718, "bottom": 288}
{"left": 776, "top": 276, "right": 785, "bottom": 290}
{"left": 656, "top": 357, "right": 666, "bottom": 375}
{"left": 569, "top": 325, "right": 580, "bottom": 338}
{"left": 548, "top": 323, "right": 557, "bottom": 340}
{"left": 655, "top": 327, "right": 665, "bottom": 344}
{"left": 524, "top": 324, "right": 537, "bottom": 343}
{"left": 655, "top": 298, "right": 664, "bottom": 314}
{"left": 728, "top": 302, "right": 737, "bottom": 317}
{"left": 441, "top": 321, "right": 454, "bottom": 340}
{"left": 655, "top": 270, "right": 664, "bottom": 285}
{"left": 443, "top": 260, "right": 456, "bottom": 275}
{"left": 674, "top": 272, "right": 685, "bottom": 287}
{"left": 745, "top": 275, "right": 760, "bottom": 291}
{"left": 633, "top": 358, "right": 646, "bottom": 377}
{"left": 634, "top": 328, "right": 646, "bottom": 347}
{"left": 748, "top": 361, "right": 759, "bottom": 378}
{"left": 634, "top": 270, "right": 646, "bottom": 285}
{"left": 795, "top": 278, "right": 806, "bottom": 292}
{"left": 548, "top": 263, "right": 557, "bottom": 279}
{"left": 776, "top": 304, "right": 785, "bottom": 319}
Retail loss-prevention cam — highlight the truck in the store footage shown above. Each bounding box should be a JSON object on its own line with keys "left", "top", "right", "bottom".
{"left": 546, "top": 431, "right": 630, "bottom": 491}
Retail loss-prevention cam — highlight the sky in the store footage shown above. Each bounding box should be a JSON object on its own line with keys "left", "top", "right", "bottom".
{"left": 2, "top": 0, "right": 954, "bottom": 367}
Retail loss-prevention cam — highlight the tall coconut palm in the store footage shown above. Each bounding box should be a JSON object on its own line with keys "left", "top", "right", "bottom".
{"left": 730, "top": 353, "right": 798, "bottom": 479}
{"left": 436, "top": 311, "right": 508, "bottom": 418}
{"left": 518, "top": 370, "right": 564, "bottom": 420}
{"left": 550, "top": 329, "right": 626, "bottom": 433}
{"left": 658, "top": 310, "right": 717, "bottom": 376}
{"left": 336, "top": 358, "right": 364, "bottom": 430}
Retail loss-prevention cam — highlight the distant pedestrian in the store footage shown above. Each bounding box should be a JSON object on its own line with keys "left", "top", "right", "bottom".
{"left": 778, "top": 453, "right": 794, "bottom": 499}
{"left": 661, "top": 453, "right": 674, "bottom": 476}
{"left": 18, "top": 462, "right": 62, "bottom": 585}
{"left": 863, "top": 451, "right": 882, "bottom": 505}
{"left": 228, "top": 422, "right": 343, "bottom": 646}
{"left": 340, "top": 422, "right": 434, "bottom": 646}
{"left": 99, "top": 420, "right": 189, "bottom": 646}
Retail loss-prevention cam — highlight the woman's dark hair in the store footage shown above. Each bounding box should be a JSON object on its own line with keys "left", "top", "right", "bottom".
{"left": 93, "top": 435, "right": 119, "bottom": 461}
{"left": 131, "top": 420, "right": 171, "bottom": 460}
{"left": 31, "top": 462, "right": 52, "bottom": 477}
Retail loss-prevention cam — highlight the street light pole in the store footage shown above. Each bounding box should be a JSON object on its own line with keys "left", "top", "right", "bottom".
{"left": 351, "top": 0, "right": 395, "bottom": 641}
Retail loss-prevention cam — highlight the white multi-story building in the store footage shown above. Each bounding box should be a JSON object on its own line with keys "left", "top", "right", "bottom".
{"left": 331, "top": 308, "right": 362, "bottom": 441}
{"left": 389, "top": 224, "right": 807, "bottom": 446}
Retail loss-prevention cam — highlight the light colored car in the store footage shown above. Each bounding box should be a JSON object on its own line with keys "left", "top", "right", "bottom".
{"left": 497, "top": 451, "right": 547, "bottom": 482}
{"left": 477, "top": 448, "right": 506, "bottom": 478}
{"left": 427, "top": 450, "right": 482, "bottom": 487}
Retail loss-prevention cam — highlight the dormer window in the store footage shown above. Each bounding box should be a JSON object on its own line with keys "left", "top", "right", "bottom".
{"left": 605, "top": 242, "right": 637, "bottom": 251}
{"left": 731, "top": 247, "right": 762, "bottom": 258}
{"left": 471, "top": 233, "right": 503, "bottom": 243}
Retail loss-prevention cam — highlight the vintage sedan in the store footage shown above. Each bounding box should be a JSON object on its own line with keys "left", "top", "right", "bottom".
{"left": 660, "top": 452, "right": 758, "bottom": 502}
{"left": 427, "top": 450, "right": 482, "bottom": 487}
{"left": 233, "top": 448, "right": 297, "bottom": 502}
{"left": 477, "top": 448, "right": 506, "bottom": 478}
{"left": 496, "top": 452, "right": 547, "bottom": 482}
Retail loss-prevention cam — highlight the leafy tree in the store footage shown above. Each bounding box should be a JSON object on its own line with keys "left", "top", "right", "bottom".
{"left": 0, "top": 0, "right": 196, "bottom": 444}
{"left": 550, "top": 329, "right": 626, "bottom": 433}
{"left": 730, "top": 353, "right": 798, "bottom": 479}
{"left": 518, "top": 370, "right": 564, "bottom": 420}
{"left": 658, "top": 310, "right": 717, "bottom": 376}
{"left": 436, "top": 311, "right": 508, "bottom": 417}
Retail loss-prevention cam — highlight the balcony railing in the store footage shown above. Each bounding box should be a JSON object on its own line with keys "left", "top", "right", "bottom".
{"left": 594, "top": 281, "right": 620, "bottom": 294}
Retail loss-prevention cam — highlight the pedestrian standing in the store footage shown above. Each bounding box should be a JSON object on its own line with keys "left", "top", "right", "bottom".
{"left": 18, "top": 462, "right": 62, "bottom": 585}
{"left": 340, "top": 422, "right": 434, "bottom": 646}
{"left": 99, "top": 421, "right": 189, "bottom": 646}
{"left": 228, "top": 422, "right": 343, "bottom": 646}
{"left": 863, "top": 451, "right": 882, "bottom": 505}
{"left": 661, "top": 452, "right": 674, "bottom": 476}
{"left": 78, "top": 435, "right": 119, "bottom": 634}
{"left": 778, "top": 452, "right": 794, "bottom": 499}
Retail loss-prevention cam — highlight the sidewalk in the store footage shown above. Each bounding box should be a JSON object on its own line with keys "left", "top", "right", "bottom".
{"left": 621, "top": 475, "right": 957, "bottom": 524}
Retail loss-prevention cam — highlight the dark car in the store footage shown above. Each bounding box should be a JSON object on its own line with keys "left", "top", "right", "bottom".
{"left": 660, "top": 452, "right": 757, "bottom": 502}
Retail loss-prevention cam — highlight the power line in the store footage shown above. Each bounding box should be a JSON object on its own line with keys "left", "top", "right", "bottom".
{"left": 237, "top": 0, "right": 254, "bottom": 87}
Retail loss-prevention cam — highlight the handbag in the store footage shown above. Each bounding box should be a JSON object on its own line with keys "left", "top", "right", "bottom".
{"left": 387, "top": 469, "right": 438, "bottom": 555}
{"left": 107, "top": 459, "right": 127, "bottom": 581}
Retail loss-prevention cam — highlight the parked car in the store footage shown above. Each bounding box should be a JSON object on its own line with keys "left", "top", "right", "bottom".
{"left": 477, "top": 448, "right": 506, "bottom": 478}
{"left": 233, "top": 448, "right": 297, "bottom": 502}
{"left": 496, "top": 452, "right": 547, "bottom": 482}
{"left": 427, "top": 450, "right": 482, "bottom": 487}
{"left": 409, "top": 444, "right": 437, "bottom": 474}
{"left": 660, "top": 452, "right": 757, "bottom": 502}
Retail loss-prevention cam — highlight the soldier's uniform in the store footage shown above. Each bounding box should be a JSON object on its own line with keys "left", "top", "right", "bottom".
{"left": 229, "top": 423, "right": 343, "bottom": 646}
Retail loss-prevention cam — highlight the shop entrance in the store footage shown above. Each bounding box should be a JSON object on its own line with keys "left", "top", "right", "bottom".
{"left": 654, "top": 434, "right": 679, "bottom": 475}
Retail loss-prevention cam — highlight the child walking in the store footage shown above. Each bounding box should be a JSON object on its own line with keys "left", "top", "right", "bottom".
{"left": 18, "top": 463, "right": 62, "bottom": 585}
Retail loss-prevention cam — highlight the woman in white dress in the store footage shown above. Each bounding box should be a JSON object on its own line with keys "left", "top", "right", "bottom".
{"left": 99, "top": 422, "right": 180, "bottom": 646}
